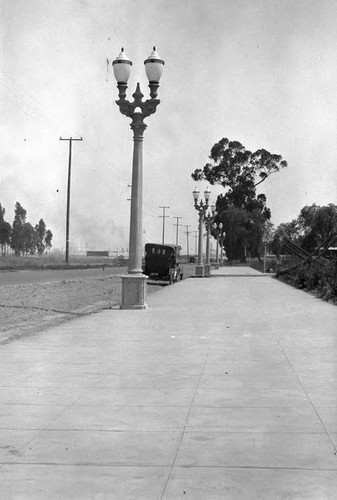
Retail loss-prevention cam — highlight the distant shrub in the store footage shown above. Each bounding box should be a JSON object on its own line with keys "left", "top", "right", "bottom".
{"left": 280, "top": 259, "right": 337, "bottom": 303}
{"left": 322, "top": 260, "right": 337, "bottom": 300}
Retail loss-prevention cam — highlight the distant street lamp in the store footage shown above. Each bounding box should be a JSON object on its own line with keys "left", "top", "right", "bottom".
{"left": 112, "top": 47, "right": 164, "bottom": 309}
{"left": 218, "top": 223, "right": 225, "bottom": 266}
{"left": 263, "top": 239, "right": 268, "bottom": 273}
{"left": 204, "top": 203, "right": 216, "bottom": 277}
{"left": 213, "top": 221, "right": 222, "bottom": 270}
{"left": 193, "top": 186, "right": 211, "bottom": 277}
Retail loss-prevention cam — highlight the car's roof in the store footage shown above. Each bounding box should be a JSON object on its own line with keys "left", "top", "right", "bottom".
{"left": 145, "top": 243, "right": 181, "bottom": 250}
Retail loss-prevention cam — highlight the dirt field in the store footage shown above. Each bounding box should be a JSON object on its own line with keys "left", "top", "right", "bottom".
{"left": 0, "top": 264, "right": 195, "bottom": 344}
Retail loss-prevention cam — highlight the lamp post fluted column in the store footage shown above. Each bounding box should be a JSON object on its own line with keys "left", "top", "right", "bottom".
{"left": 193, "top": 187, "right": 210, "bottom": 277}
{"left": 215, "top": 230, "right": 220, "bottom": 269}
{"left": 128, "top": 119, "right": 146, "bottom": 274}
{"left": 205, "top": 219, "right": 211, "bottom": 277}
{"left": 112, "top": 47, "right": 164, "bottom": 309}
{"left": 196, "top": 209, "right": 206, "bottom": 276}
{"left": 204, "top": 204, "right": 216, "bottom": 277}
{"left": 219, "top": 225, "right": 225, "bottom": 266}
{"left": 213, "top": 222, "right": 221, "bottom": 270}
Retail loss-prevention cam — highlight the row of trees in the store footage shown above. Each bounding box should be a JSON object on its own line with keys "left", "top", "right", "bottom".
{"left": 270, "top": 203, "right": 337, "bottom": 257}
{"left": 271, "top": 204, "right": 337, "bottom": 302}
{"left": 192, "top": 138, "right": 287, "bottom": 261}
{"left": 0, "top": 202, "right": 53, "bottom": 256}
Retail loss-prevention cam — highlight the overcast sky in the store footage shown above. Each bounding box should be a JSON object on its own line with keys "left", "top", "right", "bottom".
{"left": 1, "top": 0, "right": 337, "bottom": 254}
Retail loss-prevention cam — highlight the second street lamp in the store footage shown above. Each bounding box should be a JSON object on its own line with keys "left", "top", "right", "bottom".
{"left": 204, "top": 203, "right": 216, "bottom": 277}
{"left": 219, "top": 223, "right": 225, "bottom": 266}
{"left": 193, "top": 186, "right": 210, "bottom": 277}
{"left": 213, "top": 221, "right": 222, "bottom": 269}
{"left": 112, "top": 47, "right": 164, "bottom": 309}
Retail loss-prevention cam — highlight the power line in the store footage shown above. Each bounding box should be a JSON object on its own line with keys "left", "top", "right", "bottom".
{"left": 60, "top": 137, "right": 83, "bottom": 264}
{"left": 159, "top": 206, "right": 170, "bottom": 244}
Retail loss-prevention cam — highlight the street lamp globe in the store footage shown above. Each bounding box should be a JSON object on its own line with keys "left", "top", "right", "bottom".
{"left": 144, "top": 47, "right": 165, "bottom": 82}
{"left": 204, "top": 187, "right": 211, "bottom": 202}
{"left": 211, "top": 202, "right": 216, "bottom": 215}
{"left": 193, "top": 187, "right": 200, "bottom": 202}
{"left": 112, "top": 48, "right": 132, "bottom": 83}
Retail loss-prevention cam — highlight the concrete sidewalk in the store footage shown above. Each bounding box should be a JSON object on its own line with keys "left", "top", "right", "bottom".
{"left": 0, "top": 266, "right": 337, "bottom": 499}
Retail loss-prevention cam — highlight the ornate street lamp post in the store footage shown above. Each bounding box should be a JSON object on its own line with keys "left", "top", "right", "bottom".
{"left": 218, "top": 223, "right": 225, "bottom": 266}
{"left": 112, "top": 47, "right": 164, "bottom": 309}
{"left": 193, "top": 186, "right": 211, "bottom": 277}
{"left": 213, "top": 222, "right": 221, "bottom": 270}
{"left": 263, "top": 239, "right": 268, "bottom": 273}
{"left": 204, "top": 203, "right": 216, "bottom": 277}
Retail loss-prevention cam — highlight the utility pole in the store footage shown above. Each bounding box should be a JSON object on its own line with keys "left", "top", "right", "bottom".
{"left": 193, "top": 230, "right": 198, "bottom": 257}
{"left": 184, "top": 225, "right": 191, "bottom": 257}
{"left": 173, "top": 216, "right": 182, "bottom": 247}
{"left": 159, "top": 206, "right": 170, "bottom": 244}
{"left": 60, "top": 137, "right": 83, "bottom": 264}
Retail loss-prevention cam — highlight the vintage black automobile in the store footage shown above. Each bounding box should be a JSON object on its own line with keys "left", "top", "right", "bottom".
{"left": 144, "top": 243, "right": 183, "bottom": 284}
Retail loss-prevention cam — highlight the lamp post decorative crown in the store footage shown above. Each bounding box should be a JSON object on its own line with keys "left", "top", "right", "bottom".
{"left": 113, "top": 47, "right": 164, "bottom": 123}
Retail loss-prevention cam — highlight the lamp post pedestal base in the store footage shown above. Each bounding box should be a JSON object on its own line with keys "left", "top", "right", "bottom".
{"left": 195, "top": 265, "right": 205, "bottom": 277}
{"left": 120, "top": 274, "right": 148, "bottom": 310}
{"left": 204, "top": 264, "right": 211, "bottom": 277}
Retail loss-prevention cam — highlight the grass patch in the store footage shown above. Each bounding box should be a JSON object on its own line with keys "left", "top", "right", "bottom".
{"left": 0, "top": 251, "right": 124, "bottom": 271}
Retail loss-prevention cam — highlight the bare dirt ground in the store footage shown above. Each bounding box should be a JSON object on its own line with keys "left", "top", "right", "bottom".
{"left": 0, "top": 275, "right": 122, "bottom": 344}
{"left": 0, "top": 265, "right": 195, "bottom": 344}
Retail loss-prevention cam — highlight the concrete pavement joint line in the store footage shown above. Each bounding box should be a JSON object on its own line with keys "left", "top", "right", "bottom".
{"left": 276, "top": 339, "right": 337, "bottom": 456}
{"left": 1, "top": 462, "right": 337, "bottom": 471}
{"left": 0, "top": 403, "right": 193, "bottom": 408}
{"left": 0, "top": 402, "right": 74, "bottom": 407}
{"left": 0, "top": 428, "right": 328, "bottom": 434}
{"left": 160, "top": 347, "right": 211, "bottom": 500}
{"left": 0, "top": 462, "right": 171, "bottom": 468}
{"left": 2, "top": 430, "right": 186, "bottom": 434}
{"left": 0, "top": 403, "right": 319, "bottom": 409}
